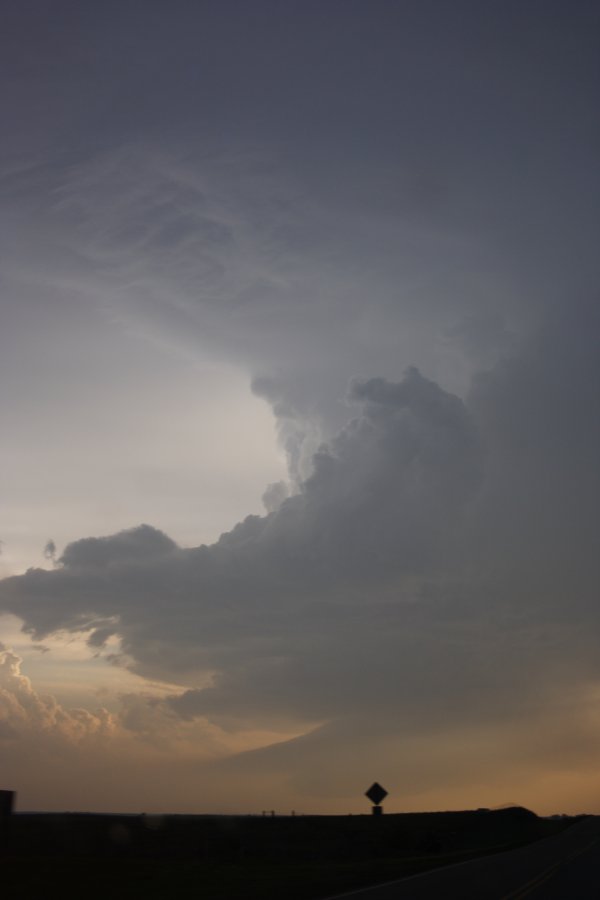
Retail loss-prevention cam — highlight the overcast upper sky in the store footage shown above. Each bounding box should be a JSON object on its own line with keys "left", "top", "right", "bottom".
{"left": 0, "top": 0, "right": 599, "bottom": 815}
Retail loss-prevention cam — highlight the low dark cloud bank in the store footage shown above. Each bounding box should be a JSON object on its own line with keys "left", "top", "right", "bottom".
{"left": 1, "top": 302, "right": 597, "bottom": 764}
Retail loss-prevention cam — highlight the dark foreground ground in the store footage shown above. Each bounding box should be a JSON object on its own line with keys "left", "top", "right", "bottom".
{"left": 327, "top": 813, "right": 600, "bottom": 899}
{"left": 0, "top": 807, "right": 579, "bottom": 899}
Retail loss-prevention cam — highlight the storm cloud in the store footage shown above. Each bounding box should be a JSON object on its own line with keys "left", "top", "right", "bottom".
{"left": 1, "top": 304, "right": 598, "bottom": 765}
{"left": 1, "top": 1, "right": 598, "bottom": 812}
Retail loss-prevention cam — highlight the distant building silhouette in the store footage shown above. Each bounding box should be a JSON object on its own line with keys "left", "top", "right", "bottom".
{"left": 0, "top": 790, "right": 15, "bottom": 817}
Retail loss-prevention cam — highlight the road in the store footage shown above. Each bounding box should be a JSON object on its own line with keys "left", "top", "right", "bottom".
{"left": 326, "top": 816, "right": 600, "bottom": 899}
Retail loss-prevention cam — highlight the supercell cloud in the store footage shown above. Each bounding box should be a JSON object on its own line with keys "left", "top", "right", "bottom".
{"left": 0, "top": 1, "right": 598, "bottom": 812}
{"left": 1, "top": 304, "right": 598, "bottom": 809}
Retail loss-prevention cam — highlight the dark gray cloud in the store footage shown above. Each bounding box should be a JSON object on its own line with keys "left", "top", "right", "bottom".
{"left": 0, "top": 366, "right": 481, "bottom": 681}
{"left": 2, "top": 2, "right": 597, "bottom": 430}
{"left": 1, "top": 304, "right": 597, "bottom": 753}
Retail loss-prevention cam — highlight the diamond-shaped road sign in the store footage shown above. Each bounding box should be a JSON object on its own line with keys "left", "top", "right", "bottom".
{"left": 365, "top": 782, "right": 388, "bottom": 806}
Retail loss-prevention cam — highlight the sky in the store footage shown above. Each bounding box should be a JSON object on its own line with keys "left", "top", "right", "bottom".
{"left": 0, "top": 0, "right": 599, "bottom": 815}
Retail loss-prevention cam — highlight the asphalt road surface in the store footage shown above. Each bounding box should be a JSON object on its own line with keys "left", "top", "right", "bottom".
{"left": 326, "top": 816, "right": 600, "bottom": 899}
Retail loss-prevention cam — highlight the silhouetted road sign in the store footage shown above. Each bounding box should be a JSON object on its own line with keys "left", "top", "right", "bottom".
{"left": 365, "top": 782, "right": 388, "bottom": 806}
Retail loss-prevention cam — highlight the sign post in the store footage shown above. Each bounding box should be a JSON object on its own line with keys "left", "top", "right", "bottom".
{"left": 365, "top": 782, "right": 388, "bottom": 816}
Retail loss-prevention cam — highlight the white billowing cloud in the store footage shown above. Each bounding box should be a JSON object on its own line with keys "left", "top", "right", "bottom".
{"left": 0, "top": 642, "right": 114, "bottom": 744}
{"left": 0, "top": 641, "right": 306, "bottom": 812}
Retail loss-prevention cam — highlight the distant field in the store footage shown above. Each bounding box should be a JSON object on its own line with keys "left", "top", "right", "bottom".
{"left": 0, "top": 808, "right": 578, "bottom": 899}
